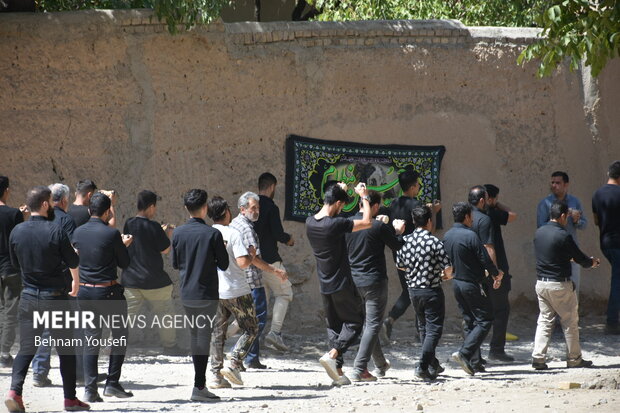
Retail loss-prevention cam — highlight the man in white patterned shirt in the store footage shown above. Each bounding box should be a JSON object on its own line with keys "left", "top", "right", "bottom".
{"left": 396, "top": 205, "right": 453, "bottom": 381}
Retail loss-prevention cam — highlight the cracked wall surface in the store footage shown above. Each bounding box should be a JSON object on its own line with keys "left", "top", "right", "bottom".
{"left": 1, "top": 10, "right": 619, "bottom": 327}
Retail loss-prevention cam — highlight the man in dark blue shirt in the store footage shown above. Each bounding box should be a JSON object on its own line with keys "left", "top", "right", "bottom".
{"left": 443, "top": 202, "right": 502, "bottom": 376}
{"left": 254, "top": 172, "right": 294, "bottom": 352}
{"left": 171, "top": 189, "right": 228, "bottom": 402}
{"left": 6, "top": 186, "right": 89, "bottom": 412}
{"left": 73, "top": 193, "right": 133, "bottom": 403}
{"left": 532, "top": 200, "right": 599, "bottom": 370}
{"left": 0, "top": 176, "right": 25, "bottom": 369}
{"left": 592, "top": 160, "right": 620, "bottom": 335}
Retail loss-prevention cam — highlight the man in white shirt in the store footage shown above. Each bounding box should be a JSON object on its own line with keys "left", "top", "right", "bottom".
{"left": 207, "top": 197, "right": 258, "bottom": 389}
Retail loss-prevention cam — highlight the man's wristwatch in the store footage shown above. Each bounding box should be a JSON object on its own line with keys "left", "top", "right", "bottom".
{"left": 361, "top": 195, "right": 370, "bottom": 202}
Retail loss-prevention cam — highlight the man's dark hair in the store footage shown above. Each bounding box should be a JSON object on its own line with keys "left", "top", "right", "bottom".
{"left": 324, "top": 184, "right": 349, "bottom": 205}
{"left": 184, "top": 189, "right": 208, "bottom": 213}
{"left": 323, "top": 180, "right": 339, "bottom": 193}
{"left": 608, "top": 161, "right": 620, "bottom": 180}
{"left": 76, "top": 179, "right": 97, "bottom": 197}
{"left": 453, "top": 202, "right": 472, "bottom": 223}
{"left": 137, "top": 190, "right": 159, "bottom": 211}
{"left": 551, "top": 171, "right": 569, "bottom": 183}
{"left": 258, "top": 172, "right": 277, "bottom": 191}
{"left": 0, "top": 176, "right": 9, "bottom": 198}
{"left": 89, "top": 193, "right": 111, "bottom": 217}
{"left": 26, "top": 186, "right": 51, "bottom": 212}
{"left": 549, "top": 200, "right": 569, "bottom": 220}
{"left": 468, "top": 185, "right": 487, "bottom": 206}
{"left": 484, "top": 184, "right": 499, "bottom": 199}
{"left": 360, "top": 190, "right": 382, "bottom": 207}
{"left": 413, "top": 205, "right": 432, "bottom": 228}
{"left": 398, "top": 170, "right": 420, "bottom": 193}
{"left": 207, "top": 196, "right": 229, "bottom": 222}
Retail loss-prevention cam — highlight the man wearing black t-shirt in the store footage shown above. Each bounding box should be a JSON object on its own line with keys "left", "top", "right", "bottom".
{"left": 484, "top": 184, "right": 518, "bottom": 362}
{"left": 306, "top": 182, "right": 372, "bottom": 385}
{"left": 171, "top": 189, "right": 228, "bottom": 402}
{"left": 122, "top": 190, "right": 182, "bottom": 355}
{"left": 68, "top": 180, "right": 117, "bottom": 228}
{"left": 73, "top": 193, "right": 133, "bottom": 403}
{"left": 382, "top": 170, "right": 440, "bottom": 343}
{"left": 0, "top": 177, "right": 26, "bottom": 369}
{"left": 592, "top": 161, "right": 620, "bottom": 335}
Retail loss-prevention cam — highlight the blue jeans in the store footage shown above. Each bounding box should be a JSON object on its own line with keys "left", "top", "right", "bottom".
{"left": 603, "top": 249, "right": 620, "bottom": 326}
{"left": 245, "top": 287, "right": 267, "bottom": 364}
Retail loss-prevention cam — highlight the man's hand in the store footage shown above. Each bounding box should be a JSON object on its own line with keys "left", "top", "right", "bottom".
{"left": 162, "top": 223, "right": 176, "bottom": 238}
{"left": 376, "top": 215, "right": 389, "bottom": 224}
{"left": 591, "top": 257, "right": 601, "bottom": 268}
{"left": 286, "top": 236, "right": 295, "bottom": 247}
{"left": 392, "top": 219, "right": 405, "bottom": 235}
{"left": 122, "top": 234, "right": 133, "bottom": 247}
{"left": 19, "top": 204, "right": 30, "bottom": 220}
{"left": 431, "top": 200, "right": 442, "bottom": 214}
{"left": 273, "top": 267, "right": 288, "bottom": 282}
{"left": 569, "top": 208, "right": 581, "bottom": 224}
{"left": 354, "top": 182, "right": 368, "bottom": 198}
{"left": 441, "top": 270, "right": 453, "bottom": 281}
{"left": 492, "top": 270, "right": 504, "bottom": 290}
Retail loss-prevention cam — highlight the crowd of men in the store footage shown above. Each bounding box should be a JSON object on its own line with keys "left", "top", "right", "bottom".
{"left": 0, "top": 160, "right": 618, "bottom": 411}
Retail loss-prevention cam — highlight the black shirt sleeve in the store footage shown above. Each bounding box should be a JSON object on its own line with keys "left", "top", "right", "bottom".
{"left": 59, "top": 229, "right": 79, "bottom": 269}
{"left": 213, "top": 230, "right": 229, "bottom": 271}
{"left": 114, "top": 231, "right": 130, "bottom": 269}
{"left": 565, "top": 234, "right": 593, "bottom": 268}
{"left": 474, "top": 236, "right": 499, "bottom": 277}
{"left": 155, "top": 224, "right": 171, "bottom": 252}
{"left": 478, "top": 215, "right": 495, "bottom": 245}
{"left": 8, "top": 231, "right": 20, "bottom": 271}
{"left": 379, "top": 222, "right": 404, "bottom": 251}
{"left": 269, "top": 204, "right": 291, "bottom": 244}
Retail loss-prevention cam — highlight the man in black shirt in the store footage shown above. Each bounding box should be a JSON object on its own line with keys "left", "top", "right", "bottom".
{"left": 6, "top": 186, "right": 89, "bottom": 412}
{"left": 32, "top": 183, "right": 79, "bottom": 387}
{"left": 592, "top": 160, "right": 620, "bottom": 335}
{"left": 345, "top": 191, "right": 404, "bottom": 381}
{"left": 122, "top": 190, "right": 182, "bottom": 355}
{"left": 0, "top": 176, "right": 25, "bottom": 369}
{"left": 254, "top": 173, "right": 294, "bottom": 352}
{"left": 532, "top": 200, "right": 599, "bottom": 370}
{"left": 382, "top": 170, "right": 440, "bottom": 343}
{"left": 484, "top": 184, "right": 518, "bottom": 362}
{"left": 443, "top": 202, "right": 502, "bottom": 376}
{"left": 171, "top": 189, "right": 228, "bottom": 402}
{"left": 68, "top": 180, "right": 117, "bottom": 228}
{"left": 306, "top": 182, "right": 372, "bottom": 385}
{"left": 73, "top": 193, "right": 133, "bottom": 403}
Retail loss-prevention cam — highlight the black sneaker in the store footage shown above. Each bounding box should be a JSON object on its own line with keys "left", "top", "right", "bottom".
{"left": 0, "top": 355, "right": 13, "bottom": 368}
{"left": 452, "top": 351, "right": 474, "bottom": 376}
{"left": 532, "top": 361, "right": 548, "bottom": 370}
{"left": 33, "top": 374, "right": 52, "bottom": 387}
{"left": 415, "top": 366, "right": 434, "bottom": 382}
{"left": 83, "top": 391, "right": 103, "bottom": 403}
{"left": 488, "top": 352, "right": 515, "bottom": 362}
{"left": 473, "top": 363, "right": 486, "bottom": 373}
{"left": 428, "top": 359, "right": 444, "bottom": 379}
{"left": 103, "top": 383, "right": 133, "bottom": 398}
{"left": 567, "top": 359, "right": 593, "bottom": 368}
{"left": 244, "top": 359, "right": 267, "bottom": 370}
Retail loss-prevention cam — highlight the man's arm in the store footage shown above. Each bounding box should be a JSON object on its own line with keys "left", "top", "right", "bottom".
{"left": 565, "top": 234, "right": 597, "bottom": 268}
{"left": 573, "top": 197, "right": 587, "bottom": 230}
{"left": 351, "top": 183, "right": 372, "bottom": 232}
{"left": 115, "top": 232, "right": 131, "bottom": 269}
{"left": 252, "top": 254, "right": 287, "bottom": 281}
{"left": 269, "top": 205, "right": 292, "bottom": 245}
{"left": 214, "top": 231, "right": 229, "bottom": 271}
{"left": 379, "top": 222, "right": 404, "bottom": 251}
{"left": 171, "top": 235, "right": 179, "bottom": 270}
{"left": 496, "top": 201, "right": 517, "bottom": 223}
{"left": 474, "top": 237, "right": 500, "bottom": 278}
{"left": 8, "top": 232, "right": 20, "bottom": 272}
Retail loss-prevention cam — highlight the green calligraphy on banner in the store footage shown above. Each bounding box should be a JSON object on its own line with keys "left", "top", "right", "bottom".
{"left": 284, "top": 135, "right": 445, "bottom": 226}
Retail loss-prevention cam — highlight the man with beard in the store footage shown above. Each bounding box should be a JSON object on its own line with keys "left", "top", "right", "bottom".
{"left": 5, "top": 186, "right": 89, "bottom": 412}
{"left": 72, "top": 193, "right": 133, "bottom": 403}
{"left": 229, "top": 192, "right": 286, "bottom": 370}
{"left": 306, "top": 182, "right": 372, "bottom": 385}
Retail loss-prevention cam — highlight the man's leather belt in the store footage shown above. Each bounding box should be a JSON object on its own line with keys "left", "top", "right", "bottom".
{"left": 79, "top": 280, "right": 118, "bottom": 288}
{"left": 538, "top": 277, "right": 570, "bottom": 282}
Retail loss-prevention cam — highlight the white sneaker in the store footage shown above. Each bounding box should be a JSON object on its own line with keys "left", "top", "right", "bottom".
{"left": 221, "top": 365, "right": 243, "bottom": 386}
{"left": 372, "top": 359, "right": 391, "bottom": 378}
{"left": 207, "top": 376, "right": 231, "bottom": 389}
{"left": 264, "top": 331, "right": 290, "bottom": 351}
{"left": 319, "top": 353, "right": 340, "bottom": 381}
{"left": 332, "top": 374, "right": 351, "bottom": 386}
{"left": 190, "top": 387, "right": 220, "bottom": 402}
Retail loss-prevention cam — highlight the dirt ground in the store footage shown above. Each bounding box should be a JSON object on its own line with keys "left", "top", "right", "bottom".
{"left": 1, "top": 314, "right": 618, "bottom": 413}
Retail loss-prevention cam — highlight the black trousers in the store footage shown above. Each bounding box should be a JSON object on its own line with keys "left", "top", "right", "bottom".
{"left": 489, "top": 276, "right": 511, "bottom": 354}
{"left": 10, "top": 288, "right": 76, "bottom": 399}
{"left": 453, "top": 279, "right": 493, "bottom": 364}
{"left": 78, "top": 284, "right": 128, "bottom": 393}
{"left": 1, "top": 273, "right": 21, "bottom": 354}
{"left": 322, "top": 284, "right": 364, "bottom": 369}
{"left": 409, "top": 287, "right": 445, "bottom": 370}
{"left": 184, "top": 302, "right": 217, "bottom": 389}
{"left": 388, "top": 268, "right": 412, "bottom": 321}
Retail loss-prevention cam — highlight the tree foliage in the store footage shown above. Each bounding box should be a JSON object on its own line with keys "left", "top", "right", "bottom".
{"left": 518, "top": 0, "right": 620, "bottom": 77}
{"left": 35, "top": 0, "right": 230, "bottom": 33}
{"left": 308, "top": 0, "right": 548, "bottom": 26}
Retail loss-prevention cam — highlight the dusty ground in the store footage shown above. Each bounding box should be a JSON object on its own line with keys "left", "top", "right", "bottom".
{"left": 1, "top": 314, "right": 618, "bottom": 413}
